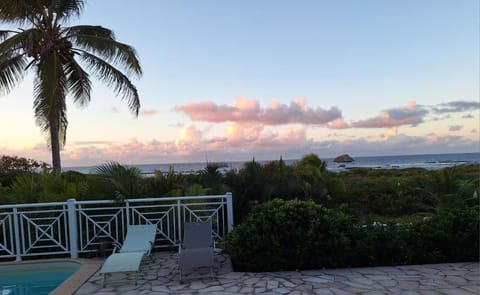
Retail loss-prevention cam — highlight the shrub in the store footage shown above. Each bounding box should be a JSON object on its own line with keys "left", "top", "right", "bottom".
{"left": 226, "top": 200, "right": 479, "bottom": 272}
{"left": 225, "top": 199, "right": 354, "bottom": 271}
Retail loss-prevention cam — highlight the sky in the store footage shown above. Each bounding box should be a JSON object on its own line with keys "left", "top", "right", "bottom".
{"left": 0, "top": 0, "right": 479, "bottom": 167}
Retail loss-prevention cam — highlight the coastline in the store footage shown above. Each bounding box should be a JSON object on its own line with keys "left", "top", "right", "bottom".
{"left": 64, "top": 152, "right": 480, "bottom": 175}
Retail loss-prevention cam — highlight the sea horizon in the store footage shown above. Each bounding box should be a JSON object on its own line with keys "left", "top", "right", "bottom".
{"left": 64, "top": 151, "right": 480, "bottom": 175}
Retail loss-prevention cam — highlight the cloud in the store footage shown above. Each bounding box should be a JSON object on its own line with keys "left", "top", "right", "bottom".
{"left": 448, "top": 125, "right": 463, "bottom": 132}
{"left": 71, "top": 140, "right": 115, "bottom": 146}
{"left": 327, "top": 118, "right": 349, "bottom": 129}
{"left": 383, "top": 128, "right": 398, "bottom": 140}
{"left": 11, "top": 128, "right": 478, "bottom": 167}
{"left": 140, "top": 109, "right": 158, "bottom": 116}
{"left": 462, "top": 114, "right": 474, "bottom": 119}
{"left": 261, "top": 99, "right": 342, "bottom": 125}
{"left": 432, "top": 101, "right": 480, "bottom": 114}
{"left": 351, "top": 101, "right": 428, "bottom": 128}
{"left": 175, "top": 97, "right": 342, "bottom": 125}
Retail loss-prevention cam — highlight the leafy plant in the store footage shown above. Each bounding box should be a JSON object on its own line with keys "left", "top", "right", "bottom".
{"left": 95, "top": 161, "right": 142, "bottom": 200}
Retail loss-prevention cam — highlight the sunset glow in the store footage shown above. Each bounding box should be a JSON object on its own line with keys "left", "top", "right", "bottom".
{"left": 0, "top": 0, "right": 478, "bottom": 167}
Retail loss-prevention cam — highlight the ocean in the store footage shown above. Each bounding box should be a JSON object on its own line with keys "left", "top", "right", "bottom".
{"left": 65, "top": 152, "right": 480, "bottom": 176}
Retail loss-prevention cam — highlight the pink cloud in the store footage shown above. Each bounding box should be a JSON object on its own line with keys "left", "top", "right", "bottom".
{"left": 327, "top": 118, "right": 349, "bottom": 129}
{"left": 351, "top": 101, "right": 427, "bottom": 128}
{"left": 175, "top": 97, "right": 342, "bottom": 125}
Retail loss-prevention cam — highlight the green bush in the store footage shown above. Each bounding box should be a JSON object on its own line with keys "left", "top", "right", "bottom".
{"left": 226, "top": 200, "right": 479, "bottom": 272}
{"left": 225, "top": 199, "right": 354, "bottom": 271}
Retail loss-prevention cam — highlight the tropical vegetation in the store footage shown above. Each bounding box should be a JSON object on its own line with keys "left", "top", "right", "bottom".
{"left": 0, "top": 0, "right": 142, "bottom": 172}
{"left": 0, "top": 153, "right": 478, "bottom": 270}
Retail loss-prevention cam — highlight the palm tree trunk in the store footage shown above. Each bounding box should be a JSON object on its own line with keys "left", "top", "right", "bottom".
{"left": 49, "top": 118, "right": 62, "bottom": 173}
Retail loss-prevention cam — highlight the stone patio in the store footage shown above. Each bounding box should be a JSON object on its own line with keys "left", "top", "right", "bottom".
{"left": 75, "top": 251, "right": 479, "bottom": 294}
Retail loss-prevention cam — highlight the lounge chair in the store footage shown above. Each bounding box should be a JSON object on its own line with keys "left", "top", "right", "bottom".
{"left": 99, "top": 251, "right": 145, "bottom": 287}
{"left": 178, "top": 220, "right": 215, "bottom": 282}
{"left": 100, "top": 224, "right": 157, "bottom": 286}
{"left": 113, "top": 224, "right": 157, "bottom": 259}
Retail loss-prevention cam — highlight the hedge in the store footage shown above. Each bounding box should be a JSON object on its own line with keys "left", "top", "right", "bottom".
{"left": 225, "top": 199, "right": 479, "bottom": 272}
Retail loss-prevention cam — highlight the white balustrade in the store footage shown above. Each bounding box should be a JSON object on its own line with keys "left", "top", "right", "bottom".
{"left": 0, "top": 193, "right": 233, "bottom": 261}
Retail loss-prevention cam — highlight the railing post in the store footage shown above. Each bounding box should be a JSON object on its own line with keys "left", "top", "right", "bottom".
{"left": 226, "top": 192, "right": 234, "bottom": 233}
{"left": 13, "top": 207, "right": 21, "bottom": 261}
{"left": 126, "top": 200, "right": 130, "bottom": 226}
{"left": 67, "top": 199, "right": 79, "bottom": 259}
{"left": 177, "top": 200, "right": 182, "bottom": 244}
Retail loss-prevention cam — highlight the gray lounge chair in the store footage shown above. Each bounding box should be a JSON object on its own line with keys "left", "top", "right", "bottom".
{"left": 178, "top": 220, "right": 215, "bottom": 282}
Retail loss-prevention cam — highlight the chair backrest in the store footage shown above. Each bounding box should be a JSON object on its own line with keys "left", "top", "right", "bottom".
{"left": 183, "top": 220, "right": 212, "bottom": 249}
{"left": 121, "top": 224, "right": 157, "bottom": 252}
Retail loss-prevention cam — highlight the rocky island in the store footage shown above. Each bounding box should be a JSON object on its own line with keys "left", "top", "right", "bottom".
{"left": 334, "top": 154, "right": 354, "bottom": 163}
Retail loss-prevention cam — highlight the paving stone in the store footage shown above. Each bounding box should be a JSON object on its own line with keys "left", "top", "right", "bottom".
{"left": 303, "top": 276, "right": 334, "bottom": 284}
{"left": 224, "top": 286, "right": 240, "bottom": 292}
{"left": 349, "top": 277, "right": 376, "bottom": 286}
{"left": 417, "top": 291, "right": 443, "bottom": 295}
{"left": 274, "top": 287, "right": 292, "bottom": 294}
{"left": 151, "top": 285, "right": 171, "bottom": 293}
{"left": 378, "top": 279, "right": 397, "bottom": 287}
{"left": 189, "top": 281, "right": 207, "bottom": 290}
{"left": 329, "top": 287, "right": 355, "bottom": 295}
{"left": 397, "top": 280, "right": 419, "bottom": 291}
{"left": 438, "top": 289, "right": 477, "bottom": 295}
{"left": 266, "top": 280, "right": 279, "bottom": 289}
{"left": 198, "top": 285, "right": 224, "bottom": 292}
{"left": 444, "top": 275, "right": 468, "bottom": 284}
{"left": 313, "top": 289, "right": 335, "bottom": 295}
{"left": 238, "top": 287, "right": 254, "bottom": 293}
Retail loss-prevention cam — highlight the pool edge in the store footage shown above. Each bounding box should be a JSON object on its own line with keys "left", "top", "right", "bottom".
{"left": 50, "top": 258, "right": 102, "bottom": 295}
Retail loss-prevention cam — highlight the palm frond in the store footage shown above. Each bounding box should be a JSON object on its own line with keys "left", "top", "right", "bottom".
{"left": 66, "top": 25, "right": 115, "bottom": 39}
{"left": 80, "top": 51, "right": 140, "bottom": 116}
{"left": 0, "top": 1, "right": 41, "bottom": 25}
{"left": 0, "top": 28, "right": 44, "bottom": 56}
{"left": 64, "top": 57, "right": 91, "bottom": 106}
{"left": 51, "top": 0, "right": 85, "bottom": 20}
{"left": 0, "top": 53, "right": 27, "bottom": 95}
{"left": 67, "top": 26, "right": 142, "bottom": 77}
{"left": 0, "top": 30, "right": 15, "bottom": 43}
{"left": 33, "top": 51, "right": 68, "bottom": 145}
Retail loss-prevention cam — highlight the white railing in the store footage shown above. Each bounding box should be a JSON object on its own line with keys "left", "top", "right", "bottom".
{"left": 0, "top": 193, "right": 233, "bottom": 261}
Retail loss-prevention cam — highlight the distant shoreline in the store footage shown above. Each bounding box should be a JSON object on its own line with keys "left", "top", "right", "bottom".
{"left": 64, "top": 152, "right": 480, "bottom": 175}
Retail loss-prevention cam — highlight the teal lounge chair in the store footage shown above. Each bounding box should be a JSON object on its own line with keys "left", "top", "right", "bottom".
{"left": 113, "top": 224, "right": 157, "bottom": 259}
{"left": 100, "top": 224, "right": 157, "bottom": 286}
{"left": 178, "top": 220, "right": 215, "bottom": 282}
{"left": 99, "top": 251, "right": 145, "bottom": 287}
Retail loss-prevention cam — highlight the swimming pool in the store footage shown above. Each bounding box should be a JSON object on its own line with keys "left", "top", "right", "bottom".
{"left": 0, "top": 261, "right": 81, "bottom": 295}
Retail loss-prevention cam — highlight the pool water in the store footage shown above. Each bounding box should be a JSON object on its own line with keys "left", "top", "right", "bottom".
{"left": 0, "top": 261, "right": 80, "bottom": 295}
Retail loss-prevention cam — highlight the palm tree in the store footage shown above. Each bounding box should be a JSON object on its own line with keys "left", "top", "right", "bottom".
{"left": 0, "top": 0, "right": 142, "bottom": 172}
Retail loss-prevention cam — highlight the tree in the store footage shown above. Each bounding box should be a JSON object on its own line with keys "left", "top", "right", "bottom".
{"left": 0, "top": 154, "right": 50, "bottom": 186}
{"left": 0, "top": 0, "right": 142, "bottom": 172}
